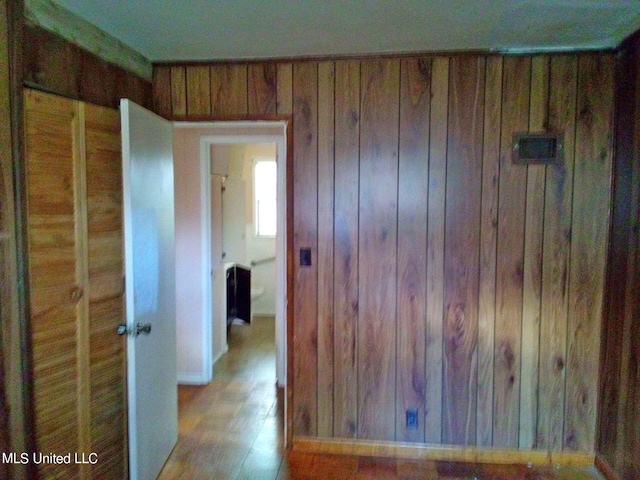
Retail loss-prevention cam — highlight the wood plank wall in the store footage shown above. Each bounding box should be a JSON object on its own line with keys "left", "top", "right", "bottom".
{"left": 23, "top": 24, "right": 152, "bottom": 110}
{"left": 598, "top": 31, "right": 640, "bottom": 479}
{"left": 153, "top": 52, "right": 614, "bottom": 452}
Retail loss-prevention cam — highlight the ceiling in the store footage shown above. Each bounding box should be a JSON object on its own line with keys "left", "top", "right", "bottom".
{"left": 50, "top": 0, "right": 640, "bottom": 62}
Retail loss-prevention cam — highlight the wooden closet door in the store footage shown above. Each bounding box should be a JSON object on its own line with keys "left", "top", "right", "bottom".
{"left": 24, "top": 89, "right": 126, "bottom": 479}
{"left": 84, "top": 103, "right": 127, "bottom": 479}
{"left": 25, "top": 89, "right": 83, "bottom": 480}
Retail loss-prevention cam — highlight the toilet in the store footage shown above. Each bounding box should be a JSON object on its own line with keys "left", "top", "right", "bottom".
{"left": 250, "top": 286, "right": 264, "bottom": 301}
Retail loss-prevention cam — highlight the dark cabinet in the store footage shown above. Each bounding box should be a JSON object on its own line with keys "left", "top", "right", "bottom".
{"left": 226, "top": 264, "right": 251, "bottom": 326}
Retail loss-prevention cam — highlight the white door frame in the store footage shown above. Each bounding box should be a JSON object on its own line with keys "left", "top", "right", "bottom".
{"left": 176, "top": 121, "right": 288, "bottom": 386}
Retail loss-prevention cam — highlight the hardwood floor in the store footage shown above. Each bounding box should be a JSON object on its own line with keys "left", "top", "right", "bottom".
{"left": 158, "top": 316, "right": 605, "bottom": 480}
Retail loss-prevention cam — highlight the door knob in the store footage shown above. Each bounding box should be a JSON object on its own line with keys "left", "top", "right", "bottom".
{"left": 135, "top": 323, "right": 152, "bottom": 336}
{"left": 116, "top": 323, "right": 152, "bottom": 336}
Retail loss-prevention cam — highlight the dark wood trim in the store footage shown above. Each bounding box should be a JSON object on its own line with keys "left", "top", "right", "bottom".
{"left": 166, "top": 114, "right": 291, "bottom": 123}
{"left": 595, "top": 454, "right": 621, "bottom": 480}
{"left": 8, "top": 0, "right": 36, "bottom": 478}
{"left": 23, "top": 23, "right": 152, "bottom": 110}
{"left": 153, "top": 47, "right": 615, "bottom": 68}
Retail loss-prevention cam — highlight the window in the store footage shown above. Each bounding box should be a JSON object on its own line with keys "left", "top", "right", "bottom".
{"left": 254, "top": 158, "right": 277, "bottom": 237}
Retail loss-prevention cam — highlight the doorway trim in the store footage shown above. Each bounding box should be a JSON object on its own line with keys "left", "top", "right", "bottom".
{"left": 175, "top": 121, "right": 288, "bottom": 387}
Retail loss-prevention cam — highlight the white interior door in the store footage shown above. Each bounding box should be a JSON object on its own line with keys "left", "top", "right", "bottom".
{"left": 121, "top": 100, "right": 178, "bottom": 480}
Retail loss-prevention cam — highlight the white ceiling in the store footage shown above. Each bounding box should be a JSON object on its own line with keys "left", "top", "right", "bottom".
{"left": 50, "top": 0, "right": 640, "bottom": 62}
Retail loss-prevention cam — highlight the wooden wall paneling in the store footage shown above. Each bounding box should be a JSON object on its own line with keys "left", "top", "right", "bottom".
{"left": 23, "top": 24, "right": 80, "bottom": 100}
{"left": 597, "top": 42, "right": 635, "bottom": 470}
{"left": 519, "top": 55, "right": 549, "bottom": 449}
{"left": 84, "top": 103, "right": 126, "bottom": 478}
{"left": 276, "top": 63, "right": 293, "bottom": 115}
{"left": 395, "top": 57, "right": 430, "bottom": 443}
{"left": 442, "top": 56, "right": 485, "bottom": 445}
{"left": 564, "top": 54, "right": 614, "bottom": 452}
{"left": 0, "top": 0, "right": 19, "bottom": 476}
{"left": 80, "top": 49, "right": 117, "bottom": 109}
{"left": 477, "top": 56, "right": 502, "bottom": 447}
{"left": 537, "top": 55, "right": 577, "bottom": 450}
{"left": 248, "top": 63, "right": 277, "bottom": 115}
{"left": 152, "top": 66, "right": 172, "bottom": 117}
{"left": 210, "top": 64, "right": 248, "bottom": 116}
{"left": 357, "top": 59, "right": 400, "bottom": 441}
{"left": 317, "top": 61, "right": 335, "bottom": 438}
{"left": 618, "top": 39, "right": 640, "bottom": 478}
{"left": 333, "top": 59, "right": 360, "bottom": 439}
{"left": 24, "top": 89, "right": 81, "bottom": 479}
{"left": 425, "top": 56, "right": 448, "bottom": 444}
{"left": 170, "top": 66, "right": 187, "bottom": 116}
{"left": 292, "top": 62, "right": 319, "bottom": 436}
{"left": 185, "top": 66, "right": 211, "bottom": 116}
{"left": 116, "top": 69, "right": 152, "bottom": 111}
{"left": 493, "top": 56, "right": 531, "bottom": 448}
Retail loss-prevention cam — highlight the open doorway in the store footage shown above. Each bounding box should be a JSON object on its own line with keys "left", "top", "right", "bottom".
{"left": 210, "top": 142, "right": 278, "bottom": 361}
{"left": 172, "top": 122, "right": 287, "bottom": 389}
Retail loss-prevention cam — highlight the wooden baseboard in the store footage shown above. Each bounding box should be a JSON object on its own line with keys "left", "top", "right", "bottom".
{"left": 292, "top": 437, "right": 595, "bottom": 467}
{"left": 595, "top": 454, "right": 621, "bottom": 480}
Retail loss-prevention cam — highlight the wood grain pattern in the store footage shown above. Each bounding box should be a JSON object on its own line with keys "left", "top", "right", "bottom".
{"left": 425, "top": 56, "right": 448, "bottom": 444}
{"left": 564, "top": 54, "right": 613, "bottom": 452}
{"left": 537, "top": 55, "right": 577, "bottom": 450}
{"left": 84, "top": 103, "right": 126, "bottom": 478}
{"left": 442, "top": 56, "right": 484, "bottom": 446}
{"left": 79, "top": 49, "right": 117, "bottom": 109}
{"left": 23, "top": 25, "right": 152, "bottom": 111}
{"left": 597, "top": 33, "right": 640, "bottom": 480}
{"left": 23, "top": 24, "right": 80, "bottom": 99}
{"left": 210, "top": 64, "right": 248, "bottom": 115}
{"left": 292, "top": 62, "right": 319, "bottom": 437}
{"left": 276, "top": 63, "right": 293, "bottom": 115}
{"left": 396, "top": 58, "right": 430, "bottom": 443}
{"left": 186, "top": 65, "right": 211, "bottom": 116}
{"left": 248, "top": 63, "right": 277, "bottom": 115}
{"left": 25, "top": 89, "right": 81, "bottom": 479}
{"left": 25, "top": 90, "right": 127, "bottom": 479}
{"left": 358, "top": 59, "right": 400, "bottom": 441}
{"left": 333, "top": 60, "right": 360, "bottom": 439}
{"left": 152, "top": 66, "right": 172, "bottom": 117}
{"left": 171, "top": 66, "right": 187, "bottom": 116}
{"left": 519, "top": 55, "right": 549, "bottom": 449}
{"left": 477, "top": 56, "right": 502, "bottom": 447}
{"left": 317, "top": 61, "right": 335, "bottom": 438}
{"left": 151, "top": 53, "right": 616, "bottom": 454}
{"left": 493, "top": 56, "right": 530, "bottom": 448}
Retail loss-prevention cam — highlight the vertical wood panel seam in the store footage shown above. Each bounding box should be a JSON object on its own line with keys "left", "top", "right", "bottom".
{"left": 517, "top": 60, "right": 534, "bottom": 446}
{"left": 476, "top": 56, "right": 487, "bottom": 445}
{"left": 491, "top": 60, "right": 506, "bottom": 448}
{"left": 314, "top": 61, "right": 320, "bottom": 435}
{"left": 356, "top": 60, "right": 362, "bottom": 439}
{"left": 394, "top": 60, "right": 402, "bottom": 441}
{"left": 562, "top": 55, "right": 580, "bottom": 451}
{"left": 440, "top": 58, "right": 450, "bottom": 445}
{"left": 424, "top": 58, "right": 432, "bottom": 443}
{"left": 73, "top": 101, "right": 90, "bottom": 479}
{"left": 534, "top": 58, "right": 553, "bottom": 449}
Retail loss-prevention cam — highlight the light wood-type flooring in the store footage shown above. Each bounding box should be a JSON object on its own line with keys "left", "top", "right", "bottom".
{"left": 158, "top": 316, "right": 605, "bottom": 480}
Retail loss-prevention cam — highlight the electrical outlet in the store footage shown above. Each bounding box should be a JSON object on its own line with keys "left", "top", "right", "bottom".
{"left": 300, "top": 248, "right": 312, "bottom": 266}
{"left": 406, "top": 408, "right": 418, "bottom": 430}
